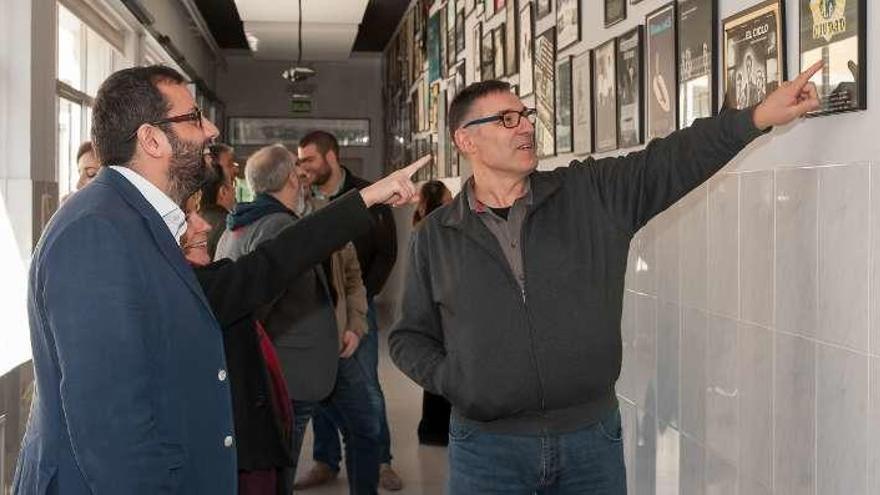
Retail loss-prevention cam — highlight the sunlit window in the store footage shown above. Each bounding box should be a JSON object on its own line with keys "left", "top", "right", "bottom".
{"left": 56, "top": 3, "right": 126, "bottom": 199}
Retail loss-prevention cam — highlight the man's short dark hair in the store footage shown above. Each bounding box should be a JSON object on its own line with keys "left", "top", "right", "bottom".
{"left": 76, "top": 141, "right": 94, "bottom": 162}
{"left": 200, "top": 161, "right": 227, "bottom": 209}
{"left": 91, "top": 65, "right": 186, "bottom": 167}
{"left": 208, "top": 143, "right": 233, "bottom": 163}
{"left": 299, "top": 131, "right": 339, "bottom": 159}
{"left": 448, "top": 80, "right": 512, "bottom": 138}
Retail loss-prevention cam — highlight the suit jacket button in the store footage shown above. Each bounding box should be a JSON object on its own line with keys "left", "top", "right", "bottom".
{"left": 224, "top": 435, "right": 234, "bottom": 448}
{"left": 218, "top": 369, "right": 227, "bottom": 381}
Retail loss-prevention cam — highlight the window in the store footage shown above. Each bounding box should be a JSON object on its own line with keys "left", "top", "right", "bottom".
{"left": 55, "top": 3, "right": 129, "bottom": 198}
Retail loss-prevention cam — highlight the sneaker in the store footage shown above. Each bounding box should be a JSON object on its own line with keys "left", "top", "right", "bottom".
{"left": 293, "top": 462, "right": 338, "bottom": 490}
{"left": 379, "top": 463, "right": 403, "bottom": 491}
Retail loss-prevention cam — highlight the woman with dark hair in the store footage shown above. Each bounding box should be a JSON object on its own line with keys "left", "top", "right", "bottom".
{"left": 412, "top": 180, "right": 453, "bottom": 226}
{"left": 412, "top": 180, "right": 454, "bottom": 446}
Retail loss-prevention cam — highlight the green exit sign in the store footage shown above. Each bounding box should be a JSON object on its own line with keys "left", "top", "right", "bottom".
{"left": 291, "top": 98, "right": 312, "bottom": 114}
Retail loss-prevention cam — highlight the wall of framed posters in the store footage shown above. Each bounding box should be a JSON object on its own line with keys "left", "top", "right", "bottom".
{"left": 381, "top": 0, "right": 871, "bottom": 179}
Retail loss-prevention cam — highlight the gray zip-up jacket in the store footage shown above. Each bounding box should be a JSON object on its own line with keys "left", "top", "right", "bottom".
{"left": 389, "top": 107, "right": 765, "bottom": 434}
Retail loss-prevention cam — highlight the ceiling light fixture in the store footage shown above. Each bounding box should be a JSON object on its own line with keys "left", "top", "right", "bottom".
{"left": 282, "top": 0, "right": 316, "bottom": 83}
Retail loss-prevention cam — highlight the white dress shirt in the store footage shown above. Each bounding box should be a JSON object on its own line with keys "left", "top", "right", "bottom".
{"left": 109, "top": 166, "right": 187, "bottom": 244}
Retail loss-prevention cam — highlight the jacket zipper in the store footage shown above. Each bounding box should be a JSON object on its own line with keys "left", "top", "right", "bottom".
{"left": 518, "top": 210, "right": 547, "bottom": 413}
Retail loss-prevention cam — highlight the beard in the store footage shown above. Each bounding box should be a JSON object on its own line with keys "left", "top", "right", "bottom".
{"left": 166, "top": 129, "right": 212, "bottom": 205}
{"left": 311, "top": 160, "right": 333, "bottom": 186}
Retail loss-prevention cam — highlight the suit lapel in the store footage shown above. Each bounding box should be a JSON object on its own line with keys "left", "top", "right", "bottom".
{"left": 96, "top": 168, "right": 214, "bottom": 315}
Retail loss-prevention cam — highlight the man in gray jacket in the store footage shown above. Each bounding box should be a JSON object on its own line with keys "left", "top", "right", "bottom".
{"left": 389, "top": 63, "right": 823, "bottom": 494}
{"left": 216, "top": 145, "right": 426, "bottom": 495}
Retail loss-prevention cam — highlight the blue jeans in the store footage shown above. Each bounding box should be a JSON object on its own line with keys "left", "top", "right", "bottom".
{"left": 287, "top": 356, "right": 381, "bottom": 495}
{"left": 448, "top": 409, "right": 627, "bottom": 495}
{"left": 313, "top": 301, "right": 393, "bottom": 468}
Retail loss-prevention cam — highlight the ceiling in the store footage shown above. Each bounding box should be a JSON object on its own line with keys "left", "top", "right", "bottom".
{"left": 194, "top": 0, "right": 410, "bottom": 61}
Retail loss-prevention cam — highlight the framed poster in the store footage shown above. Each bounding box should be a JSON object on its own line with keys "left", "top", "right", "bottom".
{"left": 473, "top": 22, "right": 483, "bottom": 82}
{"left": 518, "top": 2, "right": 535, "bottom": 96}
{"left": 800, "top": 0, "right": 866, "bottom": 116}
{"left": 722, "top": 0, "right": 786, "bottom": 110}
{"left": 592, "top": 38, "right": 618, "bottom": 152}
{"left": 481, "top": 25, "right": 495, "bottom": 80}
{"left": 505, "top": 0, "right": 518, "bottom": 76}
{"left": 429, "top": 81, "right": 441, "bottom": 132}
{"left": 536, "top": 0, "right": 552, "bottom": 21}
{"left": 646, "top": 2, "right": 678, "bottom": 140}
{"left": 428, "top": 11, "right": 442, "bottom": 82}
{"left": 572, "top": 50, "right": 592, "bottom": 155}
{"left": 494, "top": 26, "right": 507, "bottom": 78}
{"left": 605, "top": 0, "right": 626, "bottom": 27}
{"left": 455, "top": 60, "right": 466, "bottom": 90}
{"left": 456, "top": 8, "right": 466, "bottom": 53}
{"left": 535, "top": 28, "right": 557, "bottom": 158}
{"left": 445, "top": 6, "right": 456, "bottom": 70}
{"left": 556, "top": 56, "right": 573, "bottom": 153}
{"left": 467, "top": 0, "right": 477, "bottom": 15}
{"left": 617, "top": 26, "right": 643, "bottom": 148}
{"left": 557, "top": 0, "right": 581, "bottom": 51}
{"left": 678, "top": 0, "right": 717, "bottom": 127}
{"left": 495, "top": 0, "right": 507, "bottom": 12}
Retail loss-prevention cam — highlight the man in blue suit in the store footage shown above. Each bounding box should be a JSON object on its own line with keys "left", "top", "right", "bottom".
{"left": 14, "top": 65, "right": 234, "bottom": 494}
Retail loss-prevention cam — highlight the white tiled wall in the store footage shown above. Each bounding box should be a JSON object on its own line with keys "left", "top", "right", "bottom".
{"left": 620, "top": 162, "right": 880, "bottom": 494}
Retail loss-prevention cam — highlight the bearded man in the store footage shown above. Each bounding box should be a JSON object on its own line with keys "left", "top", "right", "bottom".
{"left": 15, "top": 66, "right": 234, "bottom": 494}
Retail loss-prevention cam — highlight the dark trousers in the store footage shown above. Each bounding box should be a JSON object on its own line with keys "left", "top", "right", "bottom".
{"left": 417, "top": 391, "right": 451, "bottom": 445}
{"left": 312, "top": 300, "right": 393, "bottom": 469}
{"left": 286, "top": 356, "right": 381, "bottom": 495}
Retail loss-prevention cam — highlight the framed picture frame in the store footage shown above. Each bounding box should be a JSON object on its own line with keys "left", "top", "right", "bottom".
{"left": 605, "top": 0, "right": 626, "bottom": 27}
{"left": 429, "top": 81, "right": 441, "bottom": 132}
{"left": 482, "top": 27, "right": 496, "bottom": 80}
{"left": 428, "top": 11, "right": 443, "bottom": 82}
{"left": 495, "top": 0, "right": 507, "bottom": 13}
{"left": 228, "top": 117, "right": 371, "bottom": 148}
{"left": 456, "top": 8, "right": 466, "bottom": 54}
{"left": 572, "top": 50, "right": 592, "bottom": 155}
{"left": 518, "top": 2, "right": 535, "bottom": 96}
{"left": 473, "top": 22, "right": 483, "bottom": 82}
{"left": 799, "top": 0, "right": 867, "bottom": 116}
{"left": 535, "top": 28, "right": 557, "bottom": 158}
{"left": 646, "top": 2, "right": 678, "bottom": 140}
{"left": 722, "top": 0, "right": 786, "bottom": 111}
{"left": 556, "top": 55, "right": 573, "bottom": 154}
{"left": 445, "top": 5, "right": 457, "bottom": 70}
{"left": 592, "top": 38, "right": 618, "bottom": 153}
{"left": 536, "top": 0, "right": 553, "bottom": 21}
{"left": 494, "top": 25, "right": 507, "bottom": 78}
{"left": 505, "top": 0, "right": 518, "bottom": 76}
{"left": 677, "top": 0, "right": 717, "bottom": 128}
{"left": 617, "top": 26, "right": 644, "bottom": 149}
{"left": 556, "top": 0, "right": 581, "bottom": 52}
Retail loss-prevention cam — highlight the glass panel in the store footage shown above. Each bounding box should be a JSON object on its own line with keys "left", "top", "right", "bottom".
{"left": 86, "top": 28, "right": 113, "bottom": 97}
{"left": 57, "top": 97, "right": 83, "bottom": 199}
{"left": 57, "top": 5, "right": 84, "bottom": 91}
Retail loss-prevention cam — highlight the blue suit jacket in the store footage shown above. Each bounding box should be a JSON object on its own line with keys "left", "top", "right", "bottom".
{"left": 14, "top": 168, "right": 237, "bottom": 494}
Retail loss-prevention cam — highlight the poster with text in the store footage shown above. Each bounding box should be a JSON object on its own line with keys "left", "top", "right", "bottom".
{"left": 723, "top": 0, "right": 786, "bottom": 110}
{"left": 617, "top": 26, "right": 643, "bottom": 148}
{"left": 678, "top": 0, "right": 716, "bottom": 127}
{"left": 646, "top": 2, "right": 677, "bottom": 140}
{"left": 535, "top": 28, "right": 557, "bottom": 158}
{"left": 572, "top": 50, "right": 592, "bottom": 155}
{"left": 593, "top": 38, "right": 618, "bottom": 152}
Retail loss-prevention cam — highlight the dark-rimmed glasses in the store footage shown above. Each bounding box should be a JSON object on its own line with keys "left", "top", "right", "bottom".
{"left": 461, "top": 108, "right": 537, "bottom": 129}
{"left": 128, "top": 108, "right": 203, "bottom": 140}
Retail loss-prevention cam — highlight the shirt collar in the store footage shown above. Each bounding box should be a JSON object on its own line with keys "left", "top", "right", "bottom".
{"left": 311, "top": 167, "right": 347, "bottom": 201}
{"left": 466, "top": 176, "right": 533, "bottom": 214}
{"left": 109, "top": 166, "right": 187, "bottom": 244}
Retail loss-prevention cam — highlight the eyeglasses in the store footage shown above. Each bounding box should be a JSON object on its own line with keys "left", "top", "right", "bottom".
{"left": 128, "top": 108, "right": 203, "bottom": 139}
{"left": 462, "top": 108, "right": 537, "bottom": 129}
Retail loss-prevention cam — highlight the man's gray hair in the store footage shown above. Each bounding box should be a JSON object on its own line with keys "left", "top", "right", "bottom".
{"left": 245, "top": 144, "right": 295, "bottom": 194}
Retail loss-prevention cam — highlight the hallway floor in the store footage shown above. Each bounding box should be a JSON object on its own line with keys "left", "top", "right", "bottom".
{"left": 294, "top": 304, "right": 448, "bottom": 494}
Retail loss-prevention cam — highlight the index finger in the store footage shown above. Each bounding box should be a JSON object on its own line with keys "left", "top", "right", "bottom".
{"left": 793, "top": 60, "right": 824, "bottom": 89}
{"left": 402, "top": 154, "right": 433, "bottom": 177}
